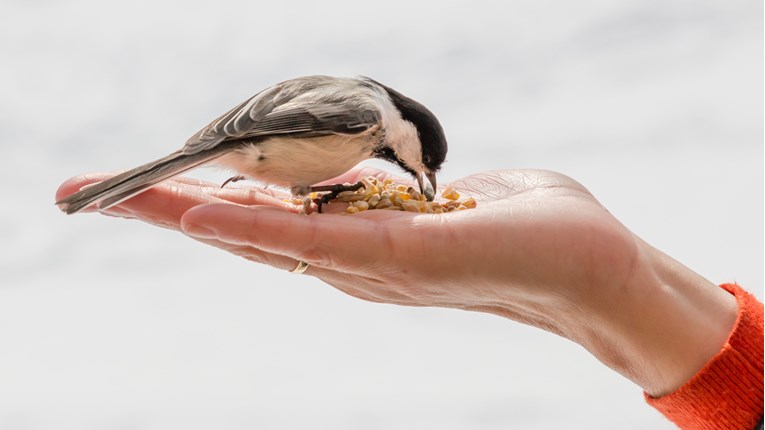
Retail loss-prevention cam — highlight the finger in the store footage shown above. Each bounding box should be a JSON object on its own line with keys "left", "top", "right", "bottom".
{"left": 106, "top": 184, "right": 298, "bottom": 231}
{"left": 312, "top": 165, "right": 408, "bottom": 187}
{"left": 55, "top": 173, "right": 298, "bottom": 230}
{"left": 188, "top": 235, "right": 399, "bottom": 301}
{"left": 189, "top": 235, "right": 416, "bottom": 305}
{"left": 55, "top": 173, "right": 115, "bottom": 212}
{"left": 191, "top": 236, "right": 309, "bottom": 272}
{"left": 56, "top": 173, "right": 292, "bottom": 206}
{"left": 180, "top": 203, "right": 412, "bottom": 273}
{"left": 193, "top": 236, "right": 347, "bottom": 284}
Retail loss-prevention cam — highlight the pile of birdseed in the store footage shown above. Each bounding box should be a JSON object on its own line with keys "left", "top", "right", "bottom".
{"left": 332, "top": 176, "right": 477, "bottom": 214}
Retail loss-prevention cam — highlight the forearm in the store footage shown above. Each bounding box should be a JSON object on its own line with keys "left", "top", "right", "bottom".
{"left": 565, "top": 236, "right": 763, "bottom": 428}
{"left": 645, "top": 281, "right": 764, "bottom": 429}
{"left": 580, "top": 237, "right": 738, "bottom": 396}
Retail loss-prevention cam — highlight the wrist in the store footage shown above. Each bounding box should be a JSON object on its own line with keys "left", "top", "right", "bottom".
{"left": 582, "top": 237, "right": 737, "bottom": 396}
{"left": 645, "top": 283, "right": 764, "bottom": 429}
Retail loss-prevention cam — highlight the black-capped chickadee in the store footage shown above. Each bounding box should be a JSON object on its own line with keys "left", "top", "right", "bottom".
{"left": 56, "top": 75, "right": 448, "bottom": 214}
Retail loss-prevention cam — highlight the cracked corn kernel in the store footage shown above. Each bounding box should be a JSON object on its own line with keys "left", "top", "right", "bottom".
{"left": 401, "top": 200, "right": 425, "bottom": 213}
{"left": 461, "top": 197, "right": 477, "bottom": 208}
{"left": 375, "top": 197, "right": 392, "bottom": 209}
{"left": 336, "top": 190, "right": 365, "bottom": 202}
{"left": 441, "top": 187, "right": 460, "bottom": 201}
{"left": 352, "top": 200, "right": 369, "bottom": 211}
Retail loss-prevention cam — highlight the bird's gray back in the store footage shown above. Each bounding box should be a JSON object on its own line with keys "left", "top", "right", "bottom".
{"left": 181, "top": 76, "right": 382, "bottom": 155}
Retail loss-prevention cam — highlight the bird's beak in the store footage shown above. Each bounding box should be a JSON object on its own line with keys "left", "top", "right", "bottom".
{"left": 417, "top": 171, "right": 438, "bottom": 201}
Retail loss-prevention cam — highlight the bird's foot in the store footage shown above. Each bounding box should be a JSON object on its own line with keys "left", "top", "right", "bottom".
{"left": 221, "top": 175, "right": 247, "bottom": 188}
{"left": 310, "top": 181, "right": 365, "bottom": 213}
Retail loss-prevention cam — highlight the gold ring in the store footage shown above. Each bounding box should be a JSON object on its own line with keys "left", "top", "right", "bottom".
{"left": 290, "top": 260, "right": 309, "bottom": 274}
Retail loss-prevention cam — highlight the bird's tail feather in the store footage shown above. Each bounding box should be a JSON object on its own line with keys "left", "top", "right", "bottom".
{"left": 56, "top": 149, "right": 228, "bottom": 214}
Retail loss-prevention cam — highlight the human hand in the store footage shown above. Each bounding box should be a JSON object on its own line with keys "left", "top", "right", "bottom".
{"left": 56, "top": 168, "right": 629, "bottom": 318}
{"left": 55, "top": 167, "right": 737, "bottom": 397}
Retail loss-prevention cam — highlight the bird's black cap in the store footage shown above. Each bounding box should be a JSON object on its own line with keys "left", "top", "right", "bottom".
{"left": 366, "top": 78, "right": 448, "bottom": 174}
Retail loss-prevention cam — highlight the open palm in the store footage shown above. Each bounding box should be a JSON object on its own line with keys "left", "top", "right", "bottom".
{"left": 56, "top": 167, "right": 639, "bottom": 337}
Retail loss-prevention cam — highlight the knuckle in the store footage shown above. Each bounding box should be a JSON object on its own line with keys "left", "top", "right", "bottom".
{"left": 295, "top": 216, "right": 336, "bottom": 268}
{"left": 299, "top": 246, "right": 334, "bottom": 268}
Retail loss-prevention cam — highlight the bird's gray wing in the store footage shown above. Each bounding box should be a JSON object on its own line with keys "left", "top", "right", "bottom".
{"left": 182, "top": 79, "right": 381, "bottom": 155}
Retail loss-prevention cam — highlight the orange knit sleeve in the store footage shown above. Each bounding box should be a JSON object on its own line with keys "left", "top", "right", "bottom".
{"left": 645, "top": 283, "right": 764, "bottom": 430}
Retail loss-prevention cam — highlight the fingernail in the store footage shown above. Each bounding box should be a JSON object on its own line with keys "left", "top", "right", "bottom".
{"left": 183, "top": 222, "right": 217, "bottom": 239}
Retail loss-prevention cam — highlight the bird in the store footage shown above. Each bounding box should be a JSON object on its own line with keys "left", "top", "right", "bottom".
{"left": 56, "top": 75, "right": 448, "bottom": 214}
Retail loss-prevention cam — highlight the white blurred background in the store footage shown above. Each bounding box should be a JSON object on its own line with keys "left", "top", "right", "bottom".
{"left": 1, "top": 1, "right": 762, "bottom": 428}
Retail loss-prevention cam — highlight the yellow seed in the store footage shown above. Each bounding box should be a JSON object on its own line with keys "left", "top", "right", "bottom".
{"left": 392, "top": 193, "right": 403, "bottom": 206}
{"left": 395, "top": 184, "right": 408, "bottom": 192}
{"left": 346, "top": 206, "right": 360, "bottom": 214}
{"left": 461, "top": 197, "right": 477, "bottom": 208}
{"left": 428, "top": 202, "right": 442, "bottom": 211}
{"left": 383, "top": 178, "right": 395, "bottom": 186}
{"left": 376, "top": 198, "right": 392, "bottom": 209}
{"left": 336, "top": 191, "right": 365, "bottom": 202}
{"left": 442, "top": 187, "right": 460, "bottom": 201}
{"left": 402, "top": 200, "right": 428, "bottom": 213}
{"left": 353, "top": 200, "right": 369, "bottom": 211}
{"left": 401, "top": 201, "right": 420, "bottom": 212}
{"left": 367, "top": 194, "right": 380, "bottom": 208}
{"left": 398, "top": 192, "right": 411, "bottom": 201}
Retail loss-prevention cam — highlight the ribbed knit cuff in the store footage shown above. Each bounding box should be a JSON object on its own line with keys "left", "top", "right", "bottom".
{"left": 645, "top": 283, "right": 764, "bottom": 430}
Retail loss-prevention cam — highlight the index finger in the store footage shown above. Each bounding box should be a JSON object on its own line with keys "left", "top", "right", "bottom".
{"left": 181, "top": 204, "right": 416, "bottom": 273}
{"left": 313, "top": 165, "right": 409, "bottom": 187}
{"left": 55, "top": 173, "right": 297, "bottom": 231}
